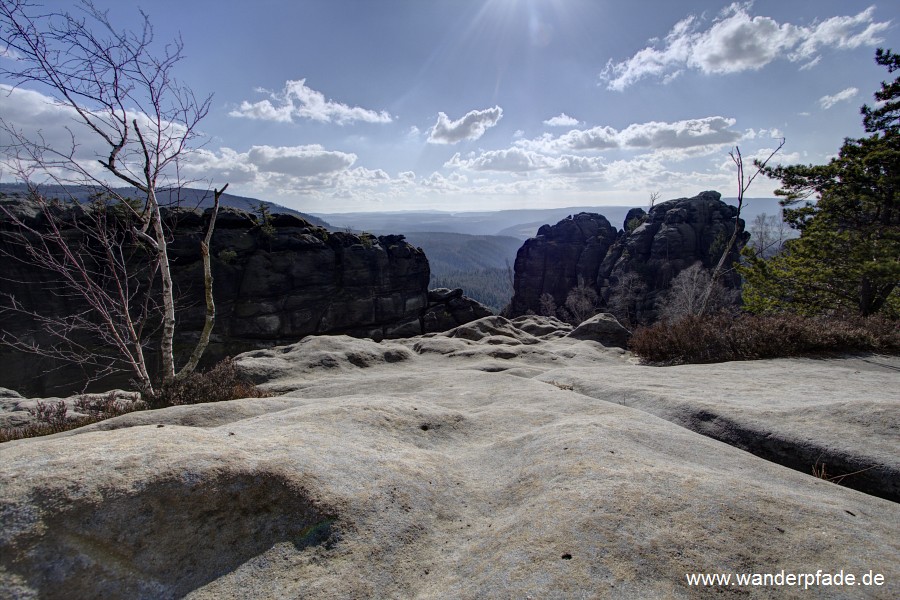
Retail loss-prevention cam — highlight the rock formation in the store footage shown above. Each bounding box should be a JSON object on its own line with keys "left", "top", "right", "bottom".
{"left": 0, "top": 198, "right": 490, "bottom": 395}
{"left": 507, "top": 191, "right": 748, "bottom": 323}
{"left": 1, "top": 316, "right": 897, "bottom": 598}
{"left": 422, "top": 287, "right": 493, "bottom": 333}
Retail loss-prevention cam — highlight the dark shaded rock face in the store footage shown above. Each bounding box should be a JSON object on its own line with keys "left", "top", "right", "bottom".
{"left": 508, "top": 191, "right": 748, "bottom": 323}
{"left": 421, "top": 288, "right": 493, "bottom": 334}
{"left": 0, "top": 201, "right": 489, "bottom": 395}
{"left": 507, "top": 212, "right": 619, "bottom": 317}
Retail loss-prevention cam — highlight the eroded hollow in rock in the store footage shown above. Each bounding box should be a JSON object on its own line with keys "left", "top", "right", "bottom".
{"left": 5, "top": 470, "right": 337, "bottom": 600}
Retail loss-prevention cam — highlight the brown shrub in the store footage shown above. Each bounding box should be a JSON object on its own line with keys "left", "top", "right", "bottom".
{"left": 0, "top": 392, "right": 134, "bottom": 443}
{"left": 144, "top": 357, "right": 271, "bottom": 409}
{"left": 1, "top": 358, "right": 269, "bottom": 443}
{"left": 629, "top": 313, "right": 900, "bottom": 365}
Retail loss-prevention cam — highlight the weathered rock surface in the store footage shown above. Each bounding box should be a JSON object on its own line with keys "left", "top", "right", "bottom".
{"left": 0, "top": 199, "right": 490, "bottom": 395}
{"left": 508, "top": 191, "right": 748, "bottom": 323}
{"left": 1, "top": 316, "right": 897, "bottom": 599}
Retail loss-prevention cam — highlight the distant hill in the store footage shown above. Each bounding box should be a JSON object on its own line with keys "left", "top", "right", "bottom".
{"left": 314, "top": 206, "right": 640, "bottom": 239}
{"left": 401, "top": 232, "right": 521, "bottom": 274}
{"left": 400, "top": 232, "right": 522, "bottom": 314}
{"left": 317, "top": 200, "right": 789, "bottom": 241}
{"left": 0, "top": 183, "right": 331, "bottom": 229}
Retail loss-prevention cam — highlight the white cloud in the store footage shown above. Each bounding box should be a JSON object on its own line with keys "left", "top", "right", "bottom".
{"left": 0, "top": 84, "right": 189, "bottom": 185}
{"left": 420, "top": 171, "right": 468, "bottom": 192}
{"left": 183, "top": 144, "right": 359, "bottom": 192}
{"left": 246, "top": 145, "right": 356, "bottom": 177}
{"left": 445, "top": 148, "right": 550, "bottom": 172}
{"left": 0, "top": 46, "right": 22, "bottom": 60}
{"left": 619, "top": 117, "right": 740, "bottom": 148}
{"left": 229, "top": 79, "right": 392, "bottom": 125}
{"left": 427, "top": 106, "right": 503, "bottom": 144}
{"left": 543, "top": 113, "right": 580, "bottom": 127}
{"left": 792, "top": 7, "right": 889, "bottom": 60}
{"left": 549, "top": 155, "right": 607, "bottom": 175}
{"left": 445, "top": 147, "right": 609, "bottom": 176}
{"left": 819, "top": 87, "right": 859, "bottom": 109}
{"left": 517, "top": 116, "right": 740, "bottom": 153}
{"left": 799, "top": 56, "right": 822, "bottom": 70}
{"left": 601, "top": 4, "right": 889, "bottom": 90}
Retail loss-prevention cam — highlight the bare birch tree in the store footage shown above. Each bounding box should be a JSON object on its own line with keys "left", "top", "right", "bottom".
{"left": 0, "top": 0, "right": 226, "bottom": 393}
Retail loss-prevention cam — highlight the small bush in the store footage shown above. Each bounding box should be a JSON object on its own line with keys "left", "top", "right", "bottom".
{"left": 0, "top": 392, "right": 134, "bottom": 443}
{"left": 629, "top": 313, "right": 900, "bottom": 365}
{"left": 1, "top": 359, "right": 269, "bottom": 443}
{"left": 144, "top": 357, "right": 270, "bottom": 409}
{"left": 217, "top": 248, "right": 238, "bottom": 264}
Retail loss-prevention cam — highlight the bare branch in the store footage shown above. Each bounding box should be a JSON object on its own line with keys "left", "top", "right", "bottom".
{"left": 699, "top": 138, "right": 786, "bottom": 314}
{"left": 0, "top": 1, "right": 226, "bottom": 393}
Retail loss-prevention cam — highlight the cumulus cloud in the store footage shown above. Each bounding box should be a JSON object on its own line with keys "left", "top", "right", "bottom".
{"left": 619, "top": 117, "right": 740, "bottom": 148}
{"left": 0, "top": 84, "right": 190, "bottom": 183}
{"left": 445, "top": 148, "right": 609, "bottom": 175}
{"left": 445, "top": 148, "right": 549, "bottom": 172}
{"left": 245, "top": 145, "right": 356, "bottom": 176}
{"left": 420, "top": 171, "right": 468, "bottom": 192}
{"left": 549, "top": 155, "right": 608, "bottom": 175}
{"left": 517, "top": 116, "right": 740, "bottom": 153}
{"left": 427, "top": 106, "right": 503, "bottom": 144}
{"left": 601, "top": 4, "right": 889, "bottom": 90}
{"left": 183, "top": 144, "right": 358, "bottom": 190}
{"left": 543, "top": 113, "right": 580, "bottom": 127}
{"left": 229, "top": 79, "right": 392, "bottom": 125}
{"left": 819, "top": 87, "right": 859, "bottom": 109}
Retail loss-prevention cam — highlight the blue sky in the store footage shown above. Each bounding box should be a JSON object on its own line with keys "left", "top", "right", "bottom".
{"left": 1, "top": 1, "right": 896, "bottom": 212}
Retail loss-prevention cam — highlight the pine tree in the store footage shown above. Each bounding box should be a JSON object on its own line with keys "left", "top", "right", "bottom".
{"left": 741, "top": 49, "right": 899, "bottom": 317}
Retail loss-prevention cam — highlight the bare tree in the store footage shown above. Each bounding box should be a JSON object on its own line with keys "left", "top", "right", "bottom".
{"left": 0, "top": 0, "right": 226, "bottom": 393}
{"left": 699, "top": 140, "right": 785, "bottom": 313}
{"left": 564, "top": 277, "right": 599, "bottom": 324}
{"left": 538, "top": 292, "right": 557, "bottom": 317}
{"left": 657, "top": 262, "right": 736, "bottom": 321}
{"left": 748, "top": 211, "right": 789, "bottom": 258}
{"left": 606, "top": 271, "right": 645, "bottom": 327}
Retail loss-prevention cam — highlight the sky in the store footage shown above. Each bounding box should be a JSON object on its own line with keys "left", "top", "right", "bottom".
{"left": 1, "top": 0, "right": 897, "bottom": 213}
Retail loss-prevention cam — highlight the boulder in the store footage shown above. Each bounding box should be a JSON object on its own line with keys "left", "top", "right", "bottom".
{"left": 566, "top": 313, "right": 631, "bottom": 348}
{"left": 421, "top": 289, "right": 493, "bottom": 334}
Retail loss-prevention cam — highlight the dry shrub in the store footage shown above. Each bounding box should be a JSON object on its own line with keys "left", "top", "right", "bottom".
{"left": 0, "top": 392, "right": 134, "bottom": 443}
{"left": 1, "top": 358, "right": 269, "bottom": 443}
{"left": 145, "top": 357, "right": 270, "bottom": 409}
{"left": 629, "top": 313, "right": 900, "bottom": 365}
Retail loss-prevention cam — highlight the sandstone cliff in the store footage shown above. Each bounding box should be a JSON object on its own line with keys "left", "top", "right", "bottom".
{"left": 507, "top": 191, "right": 748, "bottom": 323}
{"left": 0, "top": 199, "right": 488, "bottom": 395}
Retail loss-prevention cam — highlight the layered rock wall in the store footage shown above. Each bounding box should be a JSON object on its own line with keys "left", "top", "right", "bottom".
{"left": 0, "top": 200, "right": 487, "bottom": 394}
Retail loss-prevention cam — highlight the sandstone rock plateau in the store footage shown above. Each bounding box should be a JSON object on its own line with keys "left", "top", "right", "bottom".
{"left": 1, "top": 316, "right": 897, "bottom": 598}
